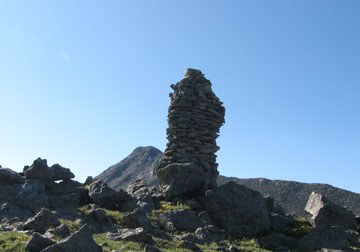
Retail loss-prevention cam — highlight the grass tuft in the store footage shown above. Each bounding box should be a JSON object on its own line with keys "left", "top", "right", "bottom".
{"left": 0, "top": 231, "right": 30, "bottom": 251}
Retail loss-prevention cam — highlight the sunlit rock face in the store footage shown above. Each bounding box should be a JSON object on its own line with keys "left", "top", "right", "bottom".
{"left": 157, "top": 68, "right": 225, "bottom": 200}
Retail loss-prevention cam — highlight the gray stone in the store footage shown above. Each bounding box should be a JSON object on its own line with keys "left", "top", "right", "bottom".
{"left": 25, "top": 232, "right": 55, "bottom": 252}
{"left": 157, "top": 163, "right": 214, "bottom": 200}
{"left": 201, "top": 181, "right": 271, "bottom": 237}
{"left": 0, "top": 168, "right": 25, "bottom": 185}
{"left": 120, "top": 208, "right": 152, "bottom": 231}
{"left": 41, "top": 224, "right": 101, "bottom": 252}
{"left": 88, "top": 180, "right": 127, "bottom": 210}
{"left": 0, "top": 201, "right": 32, "bottom": 221}
{"left": 156, "top": 69, "right": 225, "bottom": 200}
{"left": 24, "top": 208, "right": 61, "bottom": 233}
{"left": 305, "top": 192, "right": 358, "bottom": 231}
{"left": 127, "top": 180, "right": 154, "bottom": 213}
{"left": 49, "top": 164, "right": 75, "bottom": 181}
{"left": 52, "top": 224, "right": 70, "bottom": 238}
{"left": 106, "top": 227, "right": 152, "bottom": 243}
{"left": 14, "top": 179, "right": 49, "bottom": 214}
{"left": 48, "top": 180, "right": 88, "bottom": 213}
{"left": 24, "top": 158, "right": 52, "bottom": 188}
{"left": 50, "top": 179, "right": 84, "bottom": 194}
{"left": 157, "top": 209, "right": 207, "bottom": 232}
{"left": 195, "top": 226, "right": 224, "bottom": 243}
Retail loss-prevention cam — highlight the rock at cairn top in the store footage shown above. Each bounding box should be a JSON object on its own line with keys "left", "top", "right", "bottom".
{"left": 156, "top": 68, "right": 225, "bottom": 200}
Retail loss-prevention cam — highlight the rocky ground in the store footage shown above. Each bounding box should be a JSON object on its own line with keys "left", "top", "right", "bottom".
{"left": 96, "top": 146, "right": 360, "bottom": 219}
{"left": 0, "top": 158, "right": 359, "bottom": 252}
{"left": 1, "top": 69, "right": 359, "bottom": 251}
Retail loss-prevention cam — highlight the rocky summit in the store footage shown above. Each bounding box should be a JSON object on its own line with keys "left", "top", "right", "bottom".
{"left": 156, "top": 68, "right": 225, "bottom": 200}
{"left": 0, "top": 69, "right": 359, "bottom": 252}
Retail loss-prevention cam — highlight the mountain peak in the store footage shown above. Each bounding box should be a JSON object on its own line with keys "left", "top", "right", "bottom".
{"left": 95, "top": 146, "right": 162, "bottom": 190}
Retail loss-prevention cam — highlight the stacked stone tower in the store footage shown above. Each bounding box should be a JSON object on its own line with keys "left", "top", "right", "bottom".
{"left": 156, "top": 68, "right": 225, "bottom": 199}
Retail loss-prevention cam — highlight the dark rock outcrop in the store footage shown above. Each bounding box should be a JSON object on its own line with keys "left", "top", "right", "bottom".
{"left": 201, "top": 181, "right": 270, "bottom": 237}
{"left": 14, "top": 179, "right": 49, "bottom": 214}
{"left": 49, "top": 164, "right": 75, "bottom": 181}
{"left": 23, "top": 208, "right": 61, "bottom": 233}
{"left": 52, "top": 223, "right": 70, "bottom": 238}
{"left": 23, "top": 158, "right": 53, "bottom": 188}
{"left": 88, "top": 180, "right": 127, "bottom": 210}
{"left": 48, "top": 179, "right": 88, "bottom": 214}
{"left": 156, "top": 68, "right": 225, "bottom": 199}
{"left": 0, "top": 168, "right": 25, "bottom": 185}
{"left": 41, "top": 224, "right": 102, "bottom": 252}
{"left": 25, "top": 232, "right": 55, "bottom": 252}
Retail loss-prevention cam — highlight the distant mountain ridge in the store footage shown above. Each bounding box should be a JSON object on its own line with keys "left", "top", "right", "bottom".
{"left": 217, "top": 176, "right": 360, "bottom": 217}
{"left": 96, "top": 146, "right": 360, "bottom": 217}
{"left": 95, "top": 146, "right": 162, "bottom": 190}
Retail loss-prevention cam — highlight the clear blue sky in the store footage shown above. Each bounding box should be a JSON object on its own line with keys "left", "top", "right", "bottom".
{"left": 1, "top": 1, "right": 359, "bottom": 193}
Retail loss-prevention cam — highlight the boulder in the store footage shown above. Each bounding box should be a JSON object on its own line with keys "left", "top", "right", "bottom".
{"left": 127, "top": 180, "right": 154, "bottom": 213}
{"left": 49, "top": 180, "right": 88, "bottom": 212}
{"left": 157, "top": 209, "right": 207, "bottom": 232}
{"left": 106, "top": 227, "right": 152, "bottom": 243}
{"left": 88, "top": 180, "right": 127, "bottom": 210}
{"left": 41, "top": 224, "right": 102, "bottom": 252}
{"left": 24, "top": 158, "right": 52, "bottom": 188}
{"left": 14, "top": 179, "right": 49, "bottom": 214}
{"left": 305, "top": 192, "right": 358, "bottom": 231}
{"left": 23, "top": 208, "right": 61, "bottom": 233}
{"left": 298, "top": 225, "right": 360, "bottom": 251}
{"left": 0, "top": 184, "right": 22, "bottom": 202}
{"left": 120, "top": 208, "right": 152, "bottom": 231}
{"left": 0, "top": 168, "right": 25, "bottom": 185}
{"left": 156, "top": 68, "right": 225, "bottom": 200}
{"left": 201, "top": 181, "right": 271, "bottom": 237}
{"left": 52, "top": 224, "right": 70, "bottom": 238}
{"left": 25, "top": 232, "right": 55, "bottom": 252}
{"left": 157, "top": 163, "right": 215, "bottom": 200}
{"left": 49, "top": 164, "right": 74, "bottom": 181}
{"left": 0, "top": 201, "right": 33, "bottom": 221}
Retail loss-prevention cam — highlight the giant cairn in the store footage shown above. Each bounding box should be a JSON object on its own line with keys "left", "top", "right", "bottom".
{"left": 157, "top": 68, "right": 225, "bottom": 199}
